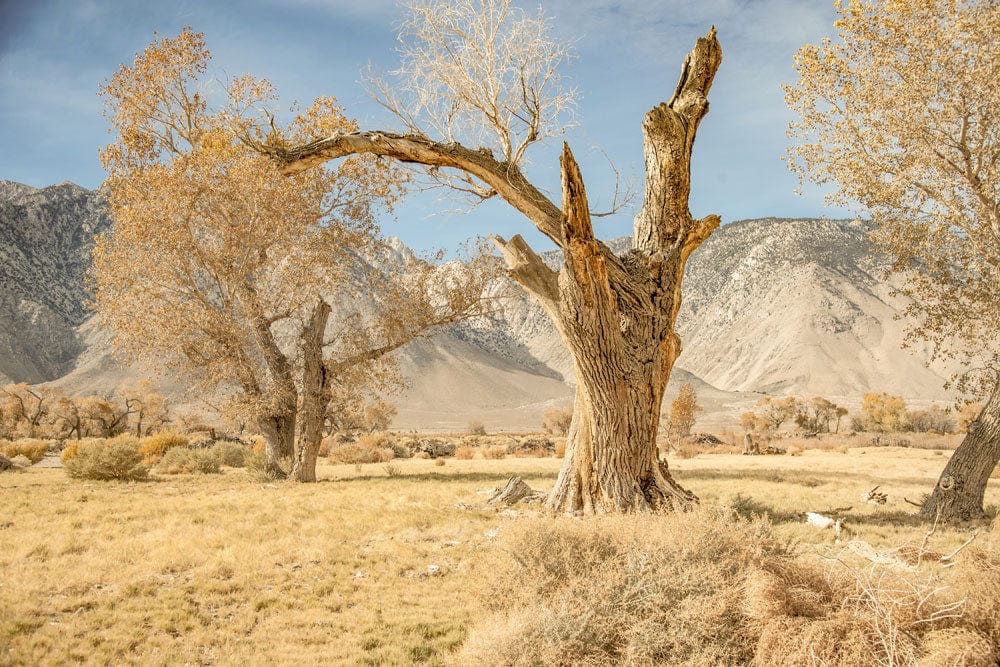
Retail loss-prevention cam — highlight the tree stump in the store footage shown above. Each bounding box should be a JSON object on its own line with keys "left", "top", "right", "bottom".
{"left": 488, "top": 476, "right": 542, "bottom": 506}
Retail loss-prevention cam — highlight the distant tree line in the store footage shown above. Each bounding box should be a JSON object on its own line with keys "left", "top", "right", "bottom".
{"left": 0, "top": 382, "right": 170, "bottom": 441}
{"left": 739, "top": 393, "right": 977, "bottom": 437}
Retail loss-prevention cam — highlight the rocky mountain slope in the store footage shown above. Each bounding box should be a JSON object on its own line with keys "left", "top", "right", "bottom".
{"left": 0, "top": 181, "right": 110, "bottom": 384}
{"left": 0, "top": 181, "right": 960, "bottom": 429}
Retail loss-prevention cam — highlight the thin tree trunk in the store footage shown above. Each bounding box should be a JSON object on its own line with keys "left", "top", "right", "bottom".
{"left": 290, "top": 301, "right": 332, "bottom": 482}
{"left": 920, "top": 381, "right": 1000, "bottom": 520}
{"left": 258, "top": 415, "right": 294, "bottom": 479}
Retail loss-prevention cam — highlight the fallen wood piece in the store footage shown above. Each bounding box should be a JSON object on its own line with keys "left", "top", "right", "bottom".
{"left": 862, "top": 485, "right": 888, "bottom": 505}
{"left": 940, "top": 531, "right": 979, "bottom": 564}
{"left": 488, "top": 476, "right": 543, "bottom": 506}
{"left": 806, "top": 512, "right": 845, "bottom": 539}
{"left": 903, "top": 497, "right": 923, "bottom": 508}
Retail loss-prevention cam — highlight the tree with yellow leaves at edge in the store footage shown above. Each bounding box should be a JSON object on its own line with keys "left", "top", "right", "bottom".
{"left": 786, "top": 0, "right": 1000, "bottom": 519}
{"left": 265, "top": 0, "right": 723, "bottom": 513}
{"left": 667, "top": 383, "right": 701, "bottom": 444}
{"left": 95, "top": 28, "right": 498, "bottom": 482}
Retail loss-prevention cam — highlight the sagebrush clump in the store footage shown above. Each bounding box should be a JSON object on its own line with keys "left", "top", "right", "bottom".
{"left": 0, "top": 439, "right": 50, "bottom": 463}
{"left": 328, "top": 435, "right": 394, "bottom": 465}
{"left": 211, "top": 440, "right": 248, "bottom": 467}
{"left": 459, "top": 509, "right": 1000, "bottom": 666}
{"left": 138, "top": 430, "right": 189, "bottom": 463}
{"left": 63, "top": 436, "right": 148, "bottom": 481}
{"left": 156, "top": 446, "right": 221, "bottom": 475}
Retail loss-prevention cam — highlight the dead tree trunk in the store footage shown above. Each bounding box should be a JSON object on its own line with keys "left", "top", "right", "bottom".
{"left": 274, "top": 29, "right": 723, "bottom": 513}
{"left": 290, "top": 301, "right": 332, "bottom": 482}
{"left": 920, "top": 381, "right": 1000, "bottom": 520}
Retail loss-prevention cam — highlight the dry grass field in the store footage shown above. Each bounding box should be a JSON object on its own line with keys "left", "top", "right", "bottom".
{"left": 1, "top": 446, "right": 996, "bottom": 665}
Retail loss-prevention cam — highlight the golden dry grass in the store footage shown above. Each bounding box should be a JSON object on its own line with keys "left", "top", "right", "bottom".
{"left": 0, "top": 448, "right": 995, "bottom": 665}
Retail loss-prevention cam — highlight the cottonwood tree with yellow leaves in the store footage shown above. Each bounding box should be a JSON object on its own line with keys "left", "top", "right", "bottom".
{"left": 95, "top": 29, "right": 497, "bottom": 482}
{"left": 261, "top": 0, "right": 723, "bottom": 513}
{"left": 787, "top": 0, "right": 1000, "bottom": 519}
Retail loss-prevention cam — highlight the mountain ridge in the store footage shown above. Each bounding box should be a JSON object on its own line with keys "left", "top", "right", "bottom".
{"left": 0, "top": 181, "right": 959, "bottom": 429}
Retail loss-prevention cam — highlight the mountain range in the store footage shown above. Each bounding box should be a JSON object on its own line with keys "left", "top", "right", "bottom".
{"left": 0, "top": 180, "right": 959, "bottom": 430}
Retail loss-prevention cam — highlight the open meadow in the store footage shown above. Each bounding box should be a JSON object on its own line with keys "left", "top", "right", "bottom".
{"left": 2, "top": 444, "right": 997, "bottom": 665}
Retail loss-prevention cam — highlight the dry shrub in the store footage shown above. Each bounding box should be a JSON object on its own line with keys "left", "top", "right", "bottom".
{"left": 554, "top": 438, "right": 566, "bottom": 458}
{"left": 156, "top": 446, "right": 221, "bottom": 474}
{"left": 413, "top": 451, "right": 431, "bottom": 460}
{"left": 358, "top": 432, "right": 395, "bottom": 449}
{"left": 458, "top": 509, "right": 1000, "bottom": 666}
{"left": 248, "top": 434, "right": 266, "bottom": 454}
{"left": 483, "top": 446, "right": 506, "bottom": 460}
{"left": 63, "top": 436, "right": 148, "bottom": 482}
{"left": 460, "top": 509, "right": 783, "bottom": 666}
{"left": 787, "top": 445, "right": 803, "bottom": 457}
{"left": 211, "top": 440, "right": 247, "bottom": 467}
{"left": 329, "top": 440, "right": 393, "bottom": 465}
{"left": 455, "top": 445, "right": 475, "bottom": 460}
{"left": 542, "top": 405, "right": 573, "bottom": 436}
{"left": 0, "top": 439, "right": 50, "bottom": 463}
{"left": 434, "top": 458, "right": 446, "bottom": 467}
{"left": 467, "top": 421, "right": 487, "bottom": 436}
{"left": 673, "top": 443, "right": 700, "bottom": 459}
{"left": 138, "top": 430, "right": 189, "bottom": 463}
{"left": 318, "top": 435, "right": 334, "bottom": 458}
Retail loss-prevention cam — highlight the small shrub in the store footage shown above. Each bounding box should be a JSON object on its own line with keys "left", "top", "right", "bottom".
{"left": 358, "top": 432, "right": 395, "bottom": 449}
{"left": 318, "top": 436, "right": 334, "bottom": 458}
{"left": 483, "top": 446, "right": 507, "bottom": 460}
{"left": 244, "top": 450, "right": 286, "bottom": 481}
{"left": 390, "top": 441, "right": 410, "bottom": 459}
{"left": 138, "top": 431, "right": 189, "bottom": 463}
{"left": 212, "top": 441, "right": 247, "bottom": 467}
{"left": 787, "top": 445, "right": 803, "bottom": 457}
{"left": 0, "top": 439, "right": 50, "bottom": 463}
{"left": 673, "top": 443, "right": 700, "bottom": 459}
{"left": 467, "top": 421, "right": 487, "bottom": 436}
{"left": 504, "top": 437, "right": 554, "bottom": 459}
{"left": 64, "top": 436, "right": 148, "bottom": 481}
{"left": 541, "top": 405, "right": 573, "bottom": 436}
{"left": 434, "top": 458, "right": 446, "bottom": 467}
{"left": 329, "top": 442, "right": 393, "bottom": 465}
{"left": 248, "top": 434, "right": 266, "bottom": 455}
{"left": 384, "top": 463, "right": 401, "bottom": 477}
{"left": 554, "top": 439, "right": 566, "bottom": 458}
{"left": 156, "top": 447, "right": 221, "bottom": 475}
{"left": 414, "top": 451, "right": 431, "bottom": 460}
{"left": 455, "top": 445, "right": 475, "bottom": 460}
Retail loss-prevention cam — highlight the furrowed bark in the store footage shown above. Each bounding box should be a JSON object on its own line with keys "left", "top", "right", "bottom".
{"left": 290, "top": 300, "right": 332, "bottom": 482}
{"left": 920, "top": 380, "right": 1000, "bottom": 520}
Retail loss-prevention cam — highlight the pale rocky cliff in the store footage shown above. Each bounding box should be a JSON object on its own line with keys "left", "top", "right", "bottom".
{"left": 0, "top": 181, "right": 110, "bottom": 383}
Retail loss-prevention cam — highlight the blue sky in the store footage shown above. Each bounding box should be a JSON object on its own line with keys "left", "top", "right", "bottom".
{"left": 0, "top": 0, "right": 849, "bottom": 252}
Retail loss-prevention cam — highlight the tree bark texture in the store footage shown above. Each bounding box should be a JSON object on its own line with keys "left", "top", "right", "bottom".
{"left": 257, "top": 415, "right": 294, "bottom": 479}
{"left": 276, "top": 29, "right": 723, "bottom": 512}
{"left": 290, "top": 301, "right": 332, "bottom": 482}
{"left": 920, "top": 381, "right": 1000, "bottom": 520}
